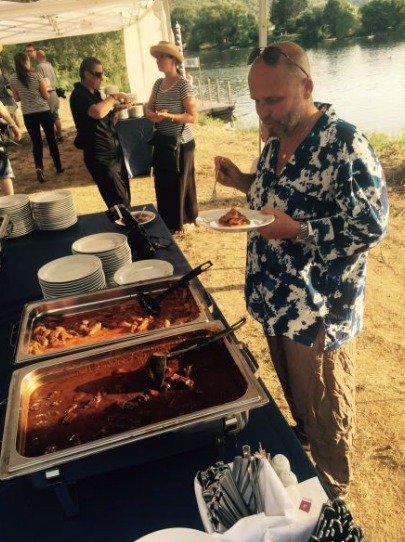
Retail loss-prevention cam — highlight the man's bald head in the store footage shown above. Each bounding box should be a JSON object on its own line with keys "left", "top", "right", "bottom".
{"left": 250, "top": 41, "right": 311, "bottom": 81}
{"left": 36, "top": 50, "right": 46, "bottom": 62}
{"left": 247, "top": 41, "right": 317, "bottom": 138}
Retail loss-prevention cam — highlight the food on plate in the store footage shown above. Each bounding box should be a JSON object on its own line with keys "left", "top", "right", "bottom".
{"left": 28, "top": 288, "right": 199, "bottom": 355}
{"left": 134, "top": 212, "right": 151, "bottom": 223}
{"left": 218, "top": 207, "right": 250, "bottom": 227}
{"left": 23, "top": 331, "right": 247, "bottom": 456}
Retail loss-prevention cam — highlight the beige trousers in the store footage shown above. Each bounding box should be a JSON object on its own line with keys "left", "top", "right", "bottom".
{"left": 266, "top": 331, "right": 356, "bottom": 493}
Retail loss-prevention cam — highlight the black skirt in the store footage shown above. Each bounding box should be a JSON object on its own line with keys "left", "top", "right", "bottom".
{"left": 153, "top": 139, "right": 198, "bottom": 232}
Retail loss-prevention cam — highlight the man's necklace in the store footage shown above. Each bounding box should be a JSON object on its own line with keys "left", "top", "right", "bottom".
{"left": 278, "top": 112, "right": 321, "bottom": 167}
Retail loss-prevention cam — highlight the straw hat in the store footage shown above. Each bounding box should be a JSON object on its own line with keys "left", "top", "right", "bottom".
{"left": 150, "top": 41, "right": 184, "bottom": 64}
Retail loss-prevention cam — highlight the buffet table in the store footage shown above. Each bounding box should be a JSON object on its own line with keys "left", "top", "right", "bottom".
{"left": 0, "top": 205, "right": 322, "bottom": 542}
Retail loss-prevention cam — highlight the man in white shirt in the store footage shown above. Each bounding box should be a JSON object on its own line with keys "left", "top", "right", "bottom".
{"left": 36, "top": 50, "right": 63, "bottom": 141}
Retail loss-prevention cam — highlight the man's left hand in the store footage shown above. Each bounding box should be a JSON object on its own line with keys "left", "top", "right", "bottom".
{"left": 257, "top": 206, "right": 300, "bottom": 239}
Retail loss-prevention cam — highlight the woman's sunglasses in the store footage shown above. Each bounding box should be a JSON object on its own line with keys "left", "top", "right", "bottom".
{"left": 247, "top": 46, "right": 309, "bottom": 79}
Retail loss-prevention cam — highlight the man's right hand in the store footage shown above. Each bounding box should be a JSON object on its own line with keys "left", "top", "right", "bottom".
{"left": 11, "top": 124, "right": 22, "bottom": 142}
{"left": 112, "top": 92, "right": 134, "bottom": 106}
{"left": 214, "top": 156, "right": 254, "bottom": 194}
{"left": 214, "top": 156, "right": 241, "bottom": 187}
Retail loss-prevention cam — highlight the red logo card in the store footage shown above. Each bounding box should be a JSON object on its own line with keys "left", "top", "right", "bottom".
{"left": 299, "top": 499, "right": 312, "bottom": 512}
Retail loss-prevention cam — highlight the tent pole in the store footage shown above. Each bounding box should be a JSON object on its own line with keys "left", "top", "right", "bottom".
{"left": 257, "top": 0, "right": 268, "bottom": 155}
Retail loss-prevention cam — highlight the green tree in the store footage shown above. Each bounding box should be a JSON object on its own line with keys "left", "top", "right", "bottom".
{"left": 187, "top": 1, "right": 257, "bottom": 50}
{"left": 0, "top": 31, "right": 129, "bottom": 91}
{"left": 323, "top": 0, "right": 360, "bottom": 38}
{"left": 171, "top": 7, "right": 197, "bottom": 47}
{"left": 270, "top": 0, "right": 309, "bottom": 34}
{"left": 361, "top": 0, "right": 405, "bottom": 33}
{"left": 295, "top": 6, "right": 328, "bottom": 42}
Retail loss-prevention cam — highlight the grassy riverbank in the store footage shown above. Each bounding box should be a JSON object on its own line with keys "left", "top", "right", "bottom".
{"left": 6, "top": 106, "right": 405, "bottom": 540}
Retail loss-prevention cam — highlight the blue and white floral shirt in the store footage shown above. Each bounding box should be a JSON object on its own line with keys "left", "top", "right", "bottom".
{"left": 246, "top": 103, "right": 389, "bottom": 351}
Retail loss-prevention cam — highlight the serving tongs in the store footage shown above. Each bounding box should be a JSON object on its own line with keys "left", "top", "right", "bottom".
{"left": 138, "top": 260, "right": 213, "bottom": 315}
{"left": 148, "top": 317, "right": 246, "bottom": 386}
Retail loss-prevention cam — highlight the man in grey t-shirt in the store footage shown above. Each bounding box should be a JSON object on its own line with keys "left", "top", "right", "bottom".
{"left": 36, "top": 50, "right": 63, "bottom": 141}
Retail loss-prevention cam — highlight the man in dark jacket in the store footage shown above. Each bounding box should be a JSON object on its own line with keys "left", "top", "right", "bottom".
{"left": 70, "top": 56, "right": 132, "bottom": 209}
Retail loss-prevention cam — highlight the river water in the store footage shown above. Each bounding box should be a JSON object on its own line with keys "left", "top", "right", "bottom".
{"left": 189, "top": 38, "right": 405, "bottom": 136}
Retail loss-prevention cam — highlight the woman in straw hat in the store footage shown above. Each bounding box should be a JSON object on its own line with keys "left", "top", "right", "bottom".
{"left": 145, "top": 41, "right": 198, "bottom": 234}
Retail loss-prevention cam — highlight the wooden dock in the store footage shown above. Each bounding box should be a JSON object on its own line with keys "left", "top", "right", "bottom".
{"left": 191, "top": 73, "right": 235, "bottom": 121}
{"left": 196, "top": 99, "right": 235, "bottom": 120}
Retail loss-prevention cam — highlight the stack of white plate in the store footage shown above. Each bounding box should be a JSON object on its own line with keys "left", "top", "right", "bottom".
{"left": 38, "top": 254, "right": 106, "bottom": 299}
{"left": 71, "top": 232, "right": 131, "bottom": 286}
{"left": 30, "top": 190, "right": 77, "bottom": 231}
{"left": 0, "top": 194, "right": 35, "bottom": 238}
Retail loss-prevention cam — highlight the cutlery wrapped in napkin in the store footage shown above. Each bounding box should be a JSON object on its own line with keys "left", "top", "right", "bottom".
{"left": 194, "top": 444, "right": 355, "bottom": 542}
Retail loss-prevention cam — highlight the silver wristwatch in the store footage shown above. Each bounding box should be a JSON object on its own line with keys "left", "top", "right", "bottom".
{"left": 296, "top": 221, "right": 312, "bottom": 241}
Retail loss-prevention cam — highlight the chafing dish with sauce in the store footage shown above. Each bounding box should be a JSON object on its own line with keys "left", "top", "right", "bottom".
{"left": 0, "top": 320, "right": 268, "bottom": 480}
{"left": 14, "top": 276, "right": 212, "bottom": 365}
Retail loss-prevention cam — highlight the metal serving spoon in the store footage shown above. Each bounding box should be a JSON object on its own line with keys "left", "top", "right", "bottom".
{"left": 148, "top": 317, "right": 246, "bottom": 386}
{"left": 138, "top": 260, "right": 213, "bottom": 315}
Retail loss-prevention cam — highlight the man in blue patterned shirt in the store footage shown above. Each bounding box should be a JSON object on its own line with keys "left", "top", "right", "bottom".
{"left": 215, "top": 42, "right": 388, "bottom": 497}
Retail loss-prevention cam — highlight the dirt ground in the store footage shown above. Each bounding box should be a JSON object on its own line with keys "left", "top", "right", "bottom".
{"left": 5, "top": 104, "right": 404, "bottom": 541}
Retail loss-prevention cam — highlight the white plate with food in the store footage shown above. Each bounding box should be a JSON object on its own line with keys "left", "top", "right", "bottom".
{"left": 115, "top": 210, "right": 156, "bottom": 227}
{"left": 114, "top": 259, "right": 174, "bottom": 285}
{"left": 196, "top": 207, "right": 275, "bottom": 232}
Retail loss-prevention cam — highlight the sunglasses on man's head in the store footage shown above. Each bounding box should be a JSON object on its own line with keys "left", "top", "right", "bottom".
{"left": 247, "top": 46, "right": 309, "bottom": 79}
{"left": 88, "top": 70, "right": 104, "bottom": 79}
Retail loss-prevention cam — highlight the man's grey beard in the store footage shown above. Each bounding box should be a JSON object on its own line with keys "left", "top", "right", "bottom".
{"left": 272, "top": 110, "right": 301, "bottom": 138}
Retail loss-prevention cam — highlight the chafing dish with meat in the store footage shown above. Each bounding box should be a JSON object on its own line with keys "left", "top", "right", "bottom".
{"left": 14, "top": 277, "right": 212, "bottom": 365}
{"left": 0, "top": 321, "right": 268, "bottom": 479}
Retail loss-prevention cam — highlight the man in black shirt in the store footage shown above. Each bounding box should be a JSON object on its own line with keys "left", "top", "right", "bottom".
{"left": 70, "top": 57, "right": 133, "bottom": 209}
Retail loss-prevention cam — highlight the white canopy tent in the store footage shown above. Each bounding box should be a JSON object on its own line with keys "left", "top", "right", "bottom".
{"left": 0, "top": 0, "right": 173, "bottom": 101}
{"left": 0, "top": 0, "right": 269, "bottom": 102}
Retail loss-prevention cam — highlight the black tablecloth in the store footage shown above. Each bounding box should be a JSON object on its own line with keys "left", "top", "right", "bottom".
{"left": 0, "top": 205, "right": 319, "bottom": 541}
{"left": 115, "top": 117, "right": 154, "bottom": 177}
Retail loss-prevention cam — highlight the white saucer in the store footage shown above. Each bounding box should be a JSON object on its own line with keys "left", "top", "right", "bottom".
{"left": 30, "top": 190, "right": 72, "bottom": 204}
{"left": 134, "top": 528, "right": 213, "bottom": 542}
{"left": 38, "top": 254, "right": 102, "bottom": 283}
{"left": 72, "top": 232, "right": 127, "bottom": 253}
{"left": 114, "top": 259, "right": 173, "bottom": 285}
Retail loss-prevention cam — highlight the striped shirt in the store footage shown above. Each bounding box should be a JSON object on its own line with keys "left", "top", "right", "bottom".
{"left": 152, "top": 77, "right": 194, "bottom": 144}
{"left": 9, "top": 72, "right": 49, "bottom": 115}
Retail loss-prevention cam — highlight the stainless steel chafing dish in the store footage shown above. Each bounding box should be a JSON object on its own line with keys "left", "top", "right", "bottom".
{"left": 14, "top": 276, "right": 212, "bottom": 365}
{"left": 0, "top": 320, "right": 268, "bottom": 480}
